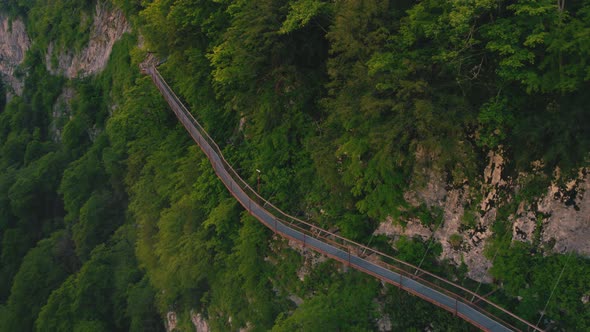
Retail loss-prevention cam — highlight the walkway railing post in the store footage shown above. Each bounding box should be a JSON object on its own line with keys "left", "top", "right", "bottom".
{"left": 348, "top": 248, "right": 351, "bottom": 266}
{"left": 303, "top": 233, "right": 306, "bottom": 247}
{"left": 455, "top": 298, "right": 458, "bottom": 316}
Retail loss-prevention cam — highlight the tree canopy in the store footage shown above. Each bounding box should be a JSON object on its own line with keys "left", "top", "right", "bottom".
{"left": 0, "top": 0, "right": 588, "bottom": 331}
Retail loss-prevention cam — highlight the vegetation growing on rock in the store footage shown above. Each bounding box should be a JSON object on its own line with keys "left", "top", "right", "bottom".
{"left": 0, "top": 0, "right": 589, "bottom": 331}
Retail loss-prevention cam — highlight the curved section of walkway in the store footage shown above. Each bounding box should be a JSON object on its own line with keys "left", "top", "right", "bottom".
{"left": 146, "top": 66, "right": 542, "bottom": 332}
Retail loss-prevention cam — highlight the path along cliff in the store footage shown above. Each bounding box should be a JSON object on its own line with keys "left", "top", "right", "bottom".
{"left": 144, "top": 64, "right": 543, "bottom": 332}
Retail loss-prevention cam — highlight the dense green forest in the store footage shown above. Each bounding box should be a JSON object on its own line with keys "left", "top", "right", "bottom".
{"left": 0, "top": 0, "right": 589, "bottom": 331}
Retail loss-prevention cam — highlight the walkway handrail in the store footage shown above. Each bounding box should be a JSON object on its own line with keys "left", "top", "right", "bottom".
{"left": 145, "top": 65, "right": 544, "bottom": 332}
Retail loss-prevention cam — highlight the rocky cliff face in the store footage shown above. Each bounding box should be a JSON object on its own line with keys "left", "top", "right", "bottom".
{"left": 45, "top": 2, "right": 130, "bottom": 142}
{"left": 0, "top": 14, "right": 30, "bottom": 100}
{"left": 45, "top": 2, "right": 130, "bottom": 78}
{"left": 514, "top": 168, "right": 589, "bottom": 255}
{"left": 375, "top": 151, "right": 589, "bottom": 283}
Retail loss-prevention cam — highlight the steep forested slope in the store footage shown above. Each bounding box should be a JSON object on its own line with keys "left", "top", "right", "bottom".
{"left": 0, "top": 0, "right": 588, "bottom": 331}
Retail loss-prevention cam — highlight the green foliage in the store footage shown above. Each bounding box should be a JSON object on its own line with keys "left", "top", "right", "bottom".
{"left": 1, "top": 0, "right": 589, "bottom": 330}
{"left": 0, "top": 48, "right": 70, "bottom": 306}
{"left": 203, "top": 215, "right": 276, "bottom": 331}
{"left": 8, "top": 151, "right": 67, "bottom": 221}
{"left": 0, "top": 5, "right": 151, "bottom": 330}
{"left": 280, "top": 0, "right": 329, "bottom": 34}
{"left": 515, "top": 174, "right": 551, "bottom": 204}
{"left": 0, "top": 81, "right": 5, "bottom": 112}
{"left": 306, "top": 0, "right": 413, "bottom": 228}
{"left": 25, "top": 0, "right": 94, "bottom": 52}
{"left": 402, "top": 204, "right": 443, "bottom": 228}
{"left": 59, "top": 141, "right": 107, "bottom": 224}
{"left": 490, "top": 243, "right": 590, "bottom": 330}
{"left": 382, "top": 283, "right": 476, "bottom": 331}
{"left": 0, "top": 227, "right": 32, "bottom": 301}
{"left": 126, "top": 277, "right": 163, "bottom": 332}
{"left": 477, "top": 96, "right": 514, "bottom": 148}
{"left": 129, "top": 0, "right": 590, "bottom": 329}
{"left": 35, "top": 226, "right": 158, "bottom": 332}
{"left": 273, "top": 272, "right": 378, "bottom": 331}
{"left": 483, "top": 0, "right": 590, "bottom": 94}
{"left": 269, "top": 247, "right": 303, "bottom": 296}
{"left": 0, "top": 232, "right": 71, "bottom": 332}
{"left": 395, "top": 236, "right": 442, "bottom": 269}
{"left": 111, "top": 0, "right": 143, "bottom": 16}
{"left": 73, "top": 189, "right": 123, "bottom": 261}
{"left": 449, "top": 234, "right": 463, "bottom": 250}
{"left": 461, "top": 209, "right": 478, "bottom": 229}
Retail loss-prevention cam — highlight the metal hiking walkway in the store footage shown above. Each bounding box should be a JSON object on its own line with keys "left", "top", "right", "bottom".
{"left": 145, "top": 65, "right": 543, "bottom": 332}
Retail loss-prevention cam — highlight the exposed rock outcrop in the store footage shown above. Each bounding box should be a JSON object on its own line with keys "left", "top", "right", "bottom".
{"left": 513, "top": 168, "right": 590, "bottom": 255}
{"left": 540, "top": 174, "right": 589, "bottom": 255}
{"left": 288, "top": 238, "right": 328, "bottom": 281}
{"left": 377, "top": 184, "right": 496, "bottom": 282}
{"left": 288, "top": 294, "right": 304, "bottom": 307}
{"left": 376, "top": 149, "right": 589, "bottom": 283}
{"left": 377, "top": 314, "right": 392, "bottom": 332}
{"left": 0, "top": 14, "right": 30, "bottom": 100}
{"left": 166, "top": 311, "right": 177, "bottom": 332}
{"left": 376, "top": 151, "right": 505, "bottom": 282}
{"left": 45, "top": 2, "right": 130, "bottom": 78}
{"left": 191, "top": 311, "right": 210, "bottom": 332}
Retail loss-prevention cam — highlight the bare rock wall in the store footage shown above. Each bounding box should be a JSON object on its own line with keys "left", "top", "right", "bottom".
{"left": 376, "top": 150, "right": 589, "bottom": 283}
{"left": 46, "top": 2, "right": 130, "bottom": 78}
{"left": 0, "top": 14, "right": 30, "bottom": 100}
